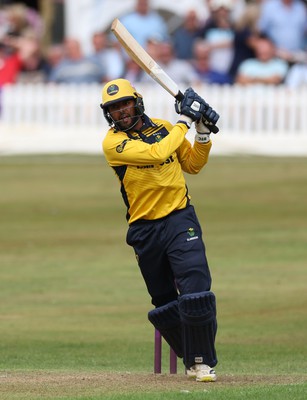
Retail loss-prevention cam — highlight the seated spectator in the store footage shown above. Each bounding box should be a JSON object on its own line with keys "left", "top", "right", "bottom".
{"left": 0, "top": 26, "right": 46, "bottom": 85}
{"left": 89, "top": 31, "right": 125, "bottom": 81}
{"left": 191, "top": 39, "right": 232, "bottom": 84}
{"left": 0, "top": 2, "right": 45, "bottom": 85}
{"left": 235, "top": 35, "right": 289, "bottom": 85}
{"left": 173, "top": 9, "right": 203, "bottom": 60}
{"left": 285, "top": 58, "right": 307, "bottom": 87}
{"left": 120, "top": 0, "right": 169, "bottom": 48}
{"left": 0, "top": 36, "right": 22, "bottom": 86}
{"left": 257, "top": 0, "right": 307, "bottom": 64}
{"left": 0, "top": 2, "right": 43, "bottom": 39}
{"left": 228, "top": 2, "right": 260, "bottom": 83}
{"left": 144, "top": 35, "right": 162, "bottom": 60}
{"left": 123, "top": 58, "right": 144, "bottom": 84}
{"left": 140, "top": 38, "right": 199, "bottom": 85}
{"left": 198, "top": 0, "right": 235, "bottom": 77}
{"left": 48, "top": 38, "right": 106, "bottom": 84}
{"left": 207, "top": 0, "right": 248, "bottom": 24}
{"left": 44, "top": 43, "right": 64, "bottom": 79}
{"left": 16, "top": 28, "right": 48, "bottom": 83}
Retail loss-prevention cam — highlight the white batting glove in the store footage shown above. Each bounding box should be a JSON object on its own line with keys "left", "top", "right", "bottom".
{"left": 195, "top": 119, "right": 211, "bottom": 143}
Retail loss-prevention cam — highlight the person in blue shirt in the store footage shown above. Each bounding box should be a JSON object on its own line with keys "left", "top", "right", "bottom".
{"left": 257, "top": 0, "right": 307, "bottom": 64}
{"left": 235, "top": 35, "right": 289, "bottom": 85}
{"left": 173, "top": 9, "right": 203, "bottom": 60}
{"left": 48, "top": 38, "right": 106, "bottom": 84}
{"left": 120, "top": 0, "right": 169, "bottom": 48}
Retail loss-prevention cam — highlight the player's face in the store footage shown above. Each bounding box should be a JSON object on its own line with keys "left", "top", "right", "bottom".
{"left": 108, "top": 99, "right": 137, "bottom": 130}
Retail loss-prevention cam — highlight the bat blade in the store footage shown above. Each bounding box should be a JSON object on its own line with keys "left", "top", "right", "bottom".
{"left": 111, "top": 18, "right": 182, "bottom": 99}
{"left": 111, "top": 18, "right": 219, "bottom": 133}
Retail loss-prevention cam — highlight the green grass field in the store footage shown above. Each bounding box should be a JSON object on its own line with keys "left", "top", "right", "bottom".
{"left": 0, "top": 154, "right": 306, "bottom": 399}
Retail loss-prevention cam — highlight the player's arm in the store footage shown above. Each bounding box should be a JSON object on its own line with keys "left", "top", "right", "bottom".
{"left": 177, "top": 108, "right": 219, "bottom": 174}
{"left": 103, "top": 123, "right": 188, "bottom": 167}
{"left": 103, "top": 87, "right": 207, "bottom": 167}
{"left": 177, "top": 137, "right": 212, "bottom": 174}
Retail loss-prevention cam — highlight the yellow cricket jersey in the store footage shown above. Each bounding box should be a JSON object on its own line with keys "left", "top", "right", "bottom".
{"left": 102, "top": 115, "right": 212, "bottom": 224}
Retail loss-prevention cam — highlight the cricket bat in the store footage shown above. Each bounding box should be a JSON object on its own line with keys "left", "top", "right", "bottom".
{"left": 111, "top": 18, "right": 219, "bottom": 133}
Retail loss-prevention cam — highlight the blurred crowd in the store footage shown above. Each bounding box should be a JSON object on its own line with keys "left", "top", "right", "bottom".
{"left": 1, "top": 0, "right": 307, "bottom": 90}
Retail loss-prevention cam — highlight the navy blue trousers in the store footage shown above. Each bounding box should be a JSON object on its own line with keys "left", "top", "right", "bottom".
{"left": 126, "top": 205, "right": 212, "bottom": 307}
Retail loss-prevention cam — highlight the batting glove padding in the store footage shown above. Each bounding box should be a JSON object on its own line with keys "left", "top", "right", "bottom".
{"left": 201, "top": 107, "right": 220, "bottom": 134}
{"left": 202, "top": 106, "right": 219, "bottom": 126}
{"left": 175, "top": 88, "right": 207, "bottom": 122}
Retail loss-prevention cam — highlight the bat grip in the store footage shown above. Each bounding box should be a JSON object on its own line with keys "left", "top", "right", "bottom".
{"left": 175, "top": 91, "right": 219, "bottom": 134}
{"left": 175, "top": 91, "right": 184, "bottom": 101}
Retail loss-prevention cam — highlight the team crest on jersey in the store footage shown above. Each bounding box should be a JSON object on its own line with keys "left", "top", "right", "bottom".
{"left": 155, "top": 134, "right": 162, "bottom": 142}
{"left": 116, "top": 139, "right": 129, "bottom": 153}
{"left": 107, "top": 84, "right": 119, "bottom": 96}
{"left": 187, "top": 227, "right": 199, "bottom": 241}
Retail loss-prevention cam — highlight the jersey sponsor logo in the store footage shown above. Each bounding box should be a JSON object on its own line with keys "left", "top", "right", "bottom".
{"left": 137, "top": 165, "right": 154, "bottom": 169}
{"left": 187, "top": 227, "right": 199, "bottom": 241}
{"left": 160, "top": 155, "right": 174, "bottom": 166}
{"left": 116, "top": 139, "right": 130, "bottom": 153}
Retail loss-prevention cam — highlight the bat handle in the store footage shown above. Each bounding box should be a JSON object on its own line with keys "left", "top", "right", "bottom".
{"left": 207, "top": 121, "right": 219, "bottom": 134}
{"left": 175, "top": 91, "right": 184, "bottom": 101}
{"left": 175, "top": 91, "right": 219, "bottom": 134}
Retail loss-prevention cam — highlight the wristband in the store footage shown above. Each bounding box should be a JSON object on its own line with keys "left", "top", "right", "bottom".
{"left": 177, "top": 120, "right": 191, "bottom": 129}
{"left": 177, "top": 114, "right": 192, "bottom": 128}
{"left": 195, "top": 133, "right": 211, "bottom": 143}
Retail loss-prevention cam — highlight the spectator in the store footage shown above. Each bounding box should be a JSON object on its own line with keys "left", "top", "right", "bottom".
{"left": 0, "top": 27, "right": 46, "bottom": 86}
{"left": 207, "top": 0, "right": 249, "bottom": 24}
{"left": 145, "top": 34, "right": 163, "bottom": 60}
{"left": 173, "top": 9, "right": 203, "bottom": 60}
{"left": 44, "top": 43, "right": 64, "bottom": 79}
{"left": 89, "top": 31, "right": 125, "bottom": 81}
{"left": 257, "top": 0, "right": 307, "bottom": 64}
{"left": 285, "top": 56, "right": 307, "bottom": 87}
{"left": 120, "top": 0, "right": 169, "bottom": 48}
{"left": 123, "top": 58, "right": 144, "bottom": 84}
{"left": 235, "top": 35, "right": 289, "bottom": 85}
{"left": 140, "top": 38, "right": 199, "bottom": 85}
{"left": 198, "top": 0, "right": 235, "bottom": 77}
{"left": 0, "top": 36, "right": 22, "bottom": 87}
{"left": 48, "top": 38, "right": 106, "bottom": 84}
{"left": 228, "top": 2, "right": 260, "bottom": 83}
{"left": 16, "top": 28, "right": 48, "bottom": 83}
{"left": 0, "top": 2, "right": 43, "bottom": 39}
{"left": 191, "top": 39, "right": 232, "bottom": 84}
{"left": 0, "top": 2, "right": 45, "bottom": 85}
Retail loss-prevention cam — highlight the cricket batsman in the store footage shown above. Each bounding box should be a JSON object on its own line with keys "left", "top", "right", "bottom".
{"left": 101, "top": 78, "right": 219, "bottom": 382}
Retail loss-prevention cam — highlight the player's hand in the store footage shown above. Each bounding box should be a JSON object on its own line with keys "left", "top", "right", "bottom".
{"left": 201, "top": 106, "right": 220, "bottom": 134}
{"left": 195, "top": 119, "right": 211, "bottom": 143}
{"left": 195, "top": 106, "right": 220, "bottom": 142}
{"left": 175, "top": 88, "right": 207, "bottom": 123}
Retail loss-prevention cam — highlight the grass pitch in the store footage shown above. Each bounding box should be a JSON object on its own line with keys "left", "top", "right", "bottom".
{"left": 0, "top": 154, "right": 306, "bottom": 399}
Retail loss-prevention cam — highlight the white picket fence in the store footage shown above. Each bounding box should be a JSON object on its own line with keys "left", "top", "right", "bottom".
{"left": 1, "top": 83, "right": 307, "bottom": 155}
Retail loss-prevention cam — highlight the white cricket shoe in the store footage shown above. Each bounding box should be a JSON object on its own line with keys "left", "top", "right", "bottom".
{"left": 186, "top": 365, "right": 197, "bottom": 379}
{"left": 188, "top": 364, "right": 217, "bottom": 382}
